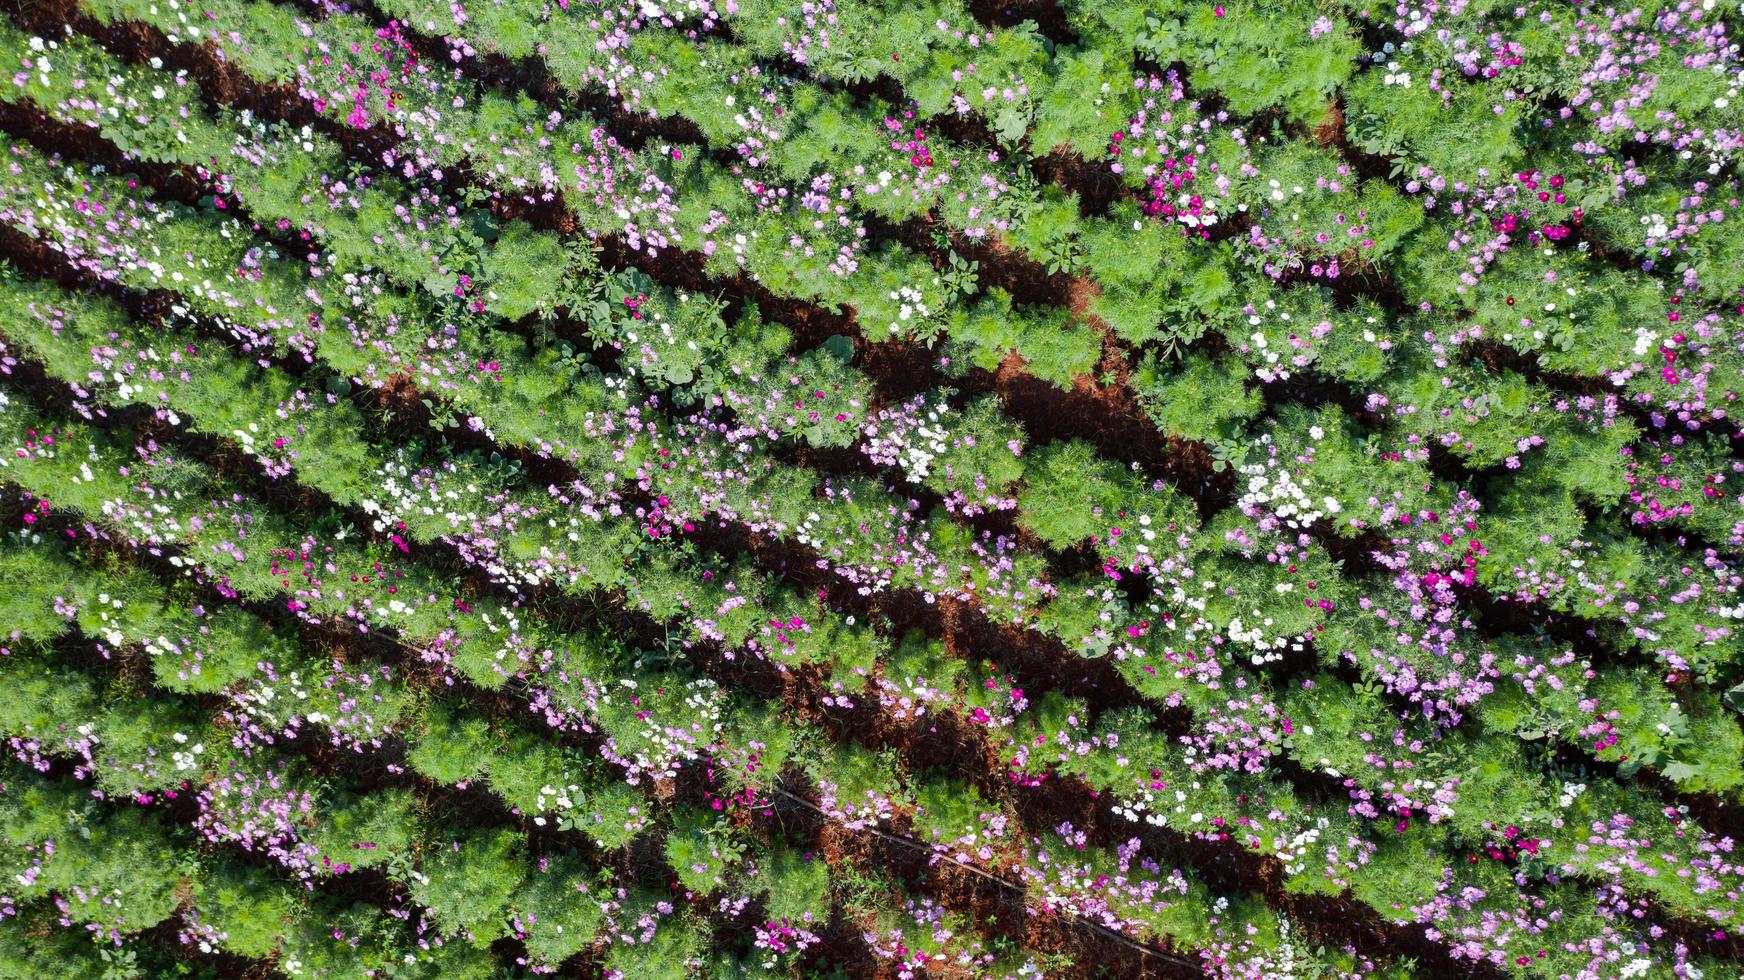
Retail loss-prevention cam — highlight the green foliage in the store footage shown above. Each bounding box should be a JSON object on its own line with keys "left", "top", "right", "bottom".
{"left": 1017, "top": 440, "right": 1147, "bottom": 548}
{"left": 306, "top": 789, "right": 418, "bottom": 872}
{"left": 603, "top": 907, "right": 705, "bottom": 978}
{"left": 1343, "top": 51, "right": 1526, "bottom": 177}
{"left": 1029, "top": 47, "right": 1143, "bottom": 159}
{"left": 191, "top": 865, "right": 302, "bottom": 959}
{"left": 1013, "top": 305, "right": 1101, "bottom": 388}
{"left": 1005, "top": 189, "right": 1083, "bottom": 267}
{"left": 8, "top": 0, "right": 1744, "bottom": 972}
{"left": 1132, "top": 352, "right": 1262, "bottom": 443}
{"left": 514, "top": 853, "right": 609, "bottom": 969}
{"left": 665, "top": 810, "right": 747, "bottom": 895}
{"left": 407, "top": 699, "right": 501, "bottom": 785}
{"left": 1140, "top": 3, "right": 1361, "bottom": 123}
{"left": 408, "top": 828, "right": 529, "bottom": 943}
{"left": 757, "top": 844, "right": 831, "bottom": 926}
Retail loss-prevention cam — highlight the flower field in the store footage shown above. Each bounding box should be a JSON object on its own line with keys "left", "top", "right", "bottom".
{"left": 0, "top": 0, "right": 1741, "bottom": 975}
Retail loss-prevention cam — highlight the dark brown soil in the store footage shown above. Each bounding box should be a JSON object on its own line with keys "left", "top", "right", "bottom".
{"left": 965, "top": 0, "right": 1077, "bottom": 46}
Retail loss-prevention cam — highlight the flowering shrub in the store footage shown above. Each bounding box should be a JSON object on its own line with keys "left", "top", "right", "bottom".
{"left": 0, "top": 0, "right": 1742, "bottom": 977}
